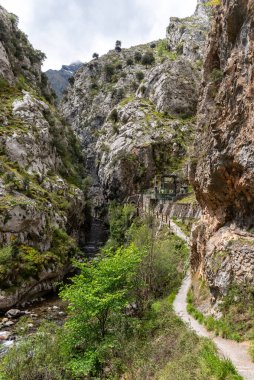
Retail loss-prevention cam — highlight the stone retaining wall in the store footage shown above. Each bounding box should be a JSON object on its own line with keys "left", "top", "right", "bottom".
{"left": 141, "top": 194, "right": 201, "bottom": 220}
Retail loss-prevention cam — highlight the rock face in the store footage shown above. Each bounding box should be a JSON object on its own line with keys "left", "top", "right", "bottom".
{"left": 45, "top": 62, "right": 83, "bottom": 100}
{"left": 0, "top": 6, "right": 52, "bottom": 100}
{"left": 167, "top": 0, "right": 209, "bottom": 63}
{"left": 0, "top": 6, "right": 86, "bottom": 308}
{"left": 62, "top": 3, "right": 209, "bottom": 213}
{"left": 191, "top": 0, "right": 254, "bottom": 296}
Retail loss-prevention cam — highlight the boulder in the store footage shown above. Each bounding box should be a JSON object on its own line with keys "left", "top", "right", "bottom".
{"left": 6, "top": 309, "right": 22, "bottom": 318}
{"left": 0, "top": 331, "right": 11, "bottom": 340}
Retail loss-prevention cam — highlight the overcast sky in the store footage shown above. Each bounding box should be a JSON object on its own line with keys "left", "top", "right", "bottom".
{"left": 0, "top": 0, "right": 197, "bottom": 71}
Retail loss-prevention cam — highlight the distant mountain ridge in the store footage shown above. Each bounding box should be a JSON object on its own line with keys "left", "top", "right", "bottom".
{"left": 45, "top": 61, "right": 83, "bottom": 99}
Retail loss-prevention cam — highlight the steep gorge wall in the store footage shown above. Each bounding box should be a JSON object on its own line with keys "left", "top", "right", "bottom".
{"left": 0, "top": 6, "right": 86, "bottom": 308}
{"left": 61, "top": 2, "right": 209, "bottom": 214}
{"left": 191, "top": 0, "right": 254, "bottom": 296}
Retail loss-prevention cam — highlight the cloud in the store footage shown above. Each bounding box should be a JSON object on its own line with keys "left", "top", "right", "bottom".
{"left": 0, "top": 0, "right": 197, "bottom": 70}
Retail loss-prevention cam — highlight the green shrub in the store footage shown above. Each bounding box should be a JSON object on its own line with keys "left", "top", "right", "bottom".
{"left": 100, "top": 142, "right": 110, "bottom": 153}
{"left": 176, "top": 43, "right": 184, "bottom": 55}
{"left": 112, "top": 87, "right": 125, "bottom": 101}
{"left": 120, "top": 71, "right": 127, "bottom": 79}
{"left": 136, "top": 71, "right": 144, "bottom": 81}
{"left": 210, "top": 68, "right": 223, "bottom": 82}
{"left": 104, "top": 63, "right": 115, "bottom": 82}
{"left": 108, "top": 203, "right": 136, "bottom": 244}
{"left": 0, "top": 246, "right": 12, "bottom": 264}
{"left": 0, "top": 322, "right": 66, "bottom": 380}
{"left": 109, "top": 108, "right": 118, "bottom": 123}
{"left": 157, "top": 40, "right": 170, "bottom": 56}
{"left": 187, "top": 288, "right": 242, "bottom": 342}
{"left": 134, "top": 51, "right": 142, "bottom": 62}
{"left": 0, "top": 76, "right": 9, "bottom": 89}
{"left": 141, "top": 52, "right": 155, "bottom": 67}
{"left": 157, "top": 40, "right": 178, "bottom": 61}
{"left": 131, "top": 80, "right": 139, "bottom": 91}
{"left": 115, "top": 62, "right": 123, "bottom": 70}
{"left": 126, "top": 57, "right": 134, "bottom": 66}
{"left": 112, "top": 123, "right": 119, "bottom": 134}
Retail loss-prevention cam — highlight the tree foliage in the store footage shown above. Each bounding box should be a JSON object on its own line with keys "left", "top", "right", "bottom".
{"left": 60, "top": 243, "right": 143, "bottom": 376}
{"left": 104, "top": 63, "right": 115, "bottom": 82}
{"left": 134, "top": 51, "right": 142, "bottom": 62}
{"left": 141, "top": 52, "right": 155, "bottom": 67}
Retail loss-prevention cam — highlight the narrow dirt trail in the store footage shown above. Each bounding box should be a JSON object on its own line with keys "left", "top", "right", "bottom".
{"left": 169, "top": 220, "right": 254, "bottom": 380}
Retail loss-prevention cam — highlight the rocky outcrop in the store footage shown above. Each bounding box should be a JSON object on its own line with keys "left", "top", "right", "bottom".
{"left": 0, "top": 265, "right": 71, "bottom": 310}
{"left": 0, "top": 6, "right": 53, "bottom": 101}
{"left": 62, "top": 3, "right": 210, "bottom": 212}
{"left": 0, "top": 6, "right": 86, "bottom": 308}
{"left": 46, "top": 62, "right": 83, "bottom": 100}
{"left": 191, "top": 0, "right": 254, "bottom": 295}
{"left": 96, "top": 99, "right": 194, "bottom": 201}
{"left": 167, "top": 0, "right": 209, "bottom": 63}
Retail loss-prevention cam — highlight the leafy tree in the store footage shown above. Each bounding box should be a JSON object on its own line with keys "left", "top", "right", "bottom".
{"left": 92, "top": 52, "right": 99, "bottom": 59}
{"left": 115, "top": 40, "right": 122, "bottom": 53}
{"left": 141, "top": 52, "right": 155, "bottom": 67}
{"left": 134, "top": 51, "right": 142, "bottom": 62}
{"left": 104, "top": 63, "right": 115, "bottom": 82}
{"left": 34, "top": 49, "right": 47, "bottom": 62}
{"left": 60, "top": 243, "right": 143, "bottom": 377}
{"left": 108, "top": 203, "right": 136, "bottom": 244}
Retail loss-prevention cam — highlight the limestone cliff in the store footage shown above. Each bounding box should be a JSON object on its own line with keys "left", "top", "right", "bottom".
{"left": 61, "top": 2, "right": 209, "bottom": 214}
{"left": 191, "top": 0, "right": 254, "bottom": 297}
{"left": 0, "top": 6, "right": 86, "bottom": 308}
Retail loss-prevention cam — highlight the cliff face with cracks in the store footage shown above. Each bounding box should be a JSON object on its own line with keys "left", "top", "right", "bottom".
{"left": 191, "top": 0, "right": 254, "bottom": 297}
{"left": 0, "top": 6, "right": 86, "bottom": 309}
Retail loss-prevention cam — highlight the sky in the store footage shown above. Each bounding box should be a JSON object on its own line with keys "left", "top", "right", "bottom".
{"left": 0, "top": 0, "right": 197, "bottom": 71}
